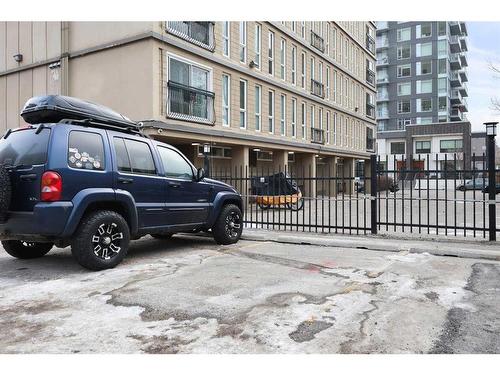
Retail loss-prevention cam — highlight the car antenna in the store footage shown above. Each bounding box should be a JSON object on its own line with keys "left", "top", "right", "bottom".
{"left": 3, "top": 129, "right": 12, "bottom": 139}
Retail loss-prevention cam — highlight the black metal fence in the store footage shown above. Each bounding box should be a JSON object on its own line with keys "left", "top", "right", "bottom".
{"left": 210, "top": 151, "right": 500, "bottom": 241}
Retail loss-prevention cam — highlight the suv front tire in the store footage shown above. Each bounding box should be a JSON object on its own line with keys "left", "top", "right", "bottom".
{"left": 212, "top": 204, "right": 243, "bottom": 245}
{"left": 71, "top": 210, "right": 130, "bottom": 270}
{"left": 2, "top": 240, "right": 53, "bottom": 259}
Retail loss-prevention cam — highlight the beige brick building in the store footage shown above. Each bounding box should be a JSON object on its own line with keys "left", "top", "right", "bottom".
{"left": 0, "top": 21, "right": 376, "bottom": 194}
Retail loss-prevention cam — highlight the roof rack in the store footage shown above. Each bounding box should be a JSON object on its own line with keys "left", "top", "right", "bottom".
{"left": 58, "top": 118, "right": 148, "bottom": 137}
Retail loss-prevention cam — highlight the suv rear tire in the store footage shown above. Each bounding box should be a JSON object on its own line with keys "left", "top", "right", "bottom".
{"left": 71, "top": 210, "right": 130, "bottom": 271}
{"left": 2, "top": 240, "right": 53, "bottom": 259}
{"left": 212, "top": 204, "right": 243, "bottom": 245}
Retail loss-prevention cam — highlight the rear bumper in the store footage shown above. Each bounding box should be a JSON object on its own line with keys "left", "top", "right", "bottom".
{"left": 0, "top": 202, "right": 73, "bottom": 241}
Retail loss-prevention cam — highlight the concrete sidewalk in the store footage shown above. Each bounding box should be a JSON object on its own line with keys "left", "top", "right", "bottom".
{"left": 241, "top": 229, "right": 500, "bottom": 261}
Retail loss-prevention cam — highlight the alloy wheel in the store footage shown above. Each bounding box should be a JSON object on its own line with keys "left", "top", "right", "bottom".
{"left": 224, "top": 210, "right": 242, "bottom": 239}
{"left": 91, "top": 222, "right": 124, "bottom": 260}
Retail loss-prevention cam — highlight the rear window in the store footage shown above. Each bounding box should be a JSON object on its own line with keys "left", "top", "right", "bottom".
{"left": 0, "top": 128, "right": 51, "bottom": 167}
{"left": 68, "top": 131, "right": 105, "bottom": 170}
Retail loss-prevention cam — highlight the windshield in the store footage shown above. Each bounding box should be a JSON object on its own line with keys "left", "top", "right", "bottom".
{"left": 0, "top": 128, "right": 51, "bottom": 167}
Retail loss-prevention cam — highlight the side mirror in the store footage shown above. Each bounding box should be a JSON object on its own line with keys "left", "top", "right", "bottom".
{"left": 196, "top": 167, "right": 205, "bottom": 182}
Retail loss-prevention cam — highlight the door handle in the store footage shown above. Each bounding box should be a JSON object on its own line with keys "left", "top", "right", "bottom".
{"left": 168, "top": 182, "right": 181, "bottom": 188}
{"left": 19, "top": 174, "right": 37, "bottom": 181}
{"left": 118, "top": 177, "right": 134, "bottom": 184}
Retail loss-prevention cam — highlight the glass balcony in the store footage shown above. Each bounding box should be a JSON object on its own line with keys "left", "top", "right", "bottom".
{"left": 376, "top": 56, "right": 389, "bottom": 66}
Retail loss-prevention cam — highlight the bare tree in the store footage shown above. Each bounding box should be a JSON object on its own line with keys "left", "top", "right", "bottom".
{"left": 491, "top": 63, "right": 500, "bottom": 112}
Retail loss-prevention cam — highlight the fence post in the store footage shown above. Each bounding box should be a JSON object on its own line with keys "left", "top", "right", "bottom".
{"left": 370, "top": 154, "right": 378, "bottom": 234}
{"left": 486, "top": 124, "right": 497, "bottom": 241}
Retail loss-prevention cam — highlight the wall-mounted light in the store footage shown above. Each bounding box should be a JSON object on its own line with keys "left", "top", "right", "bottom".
{"left": 157, "top": 128, "right": 163, "bottom": 134}
{"left": 13, "top": 54, "right": 23, "bottom": 63}
{"left": 191, "top": 142, "right": 200, "bottom": 146}
{"left": 253, "top": 148, "right": 261, "bottom": 152}
{"left": 203, "top": 144, "right": 211, "bottom": 154}
{"left": 288, "top": 151, "right": 295, "bottom": 155}
{"left": 49, "top": 61, "right": 61, "bottom": 70}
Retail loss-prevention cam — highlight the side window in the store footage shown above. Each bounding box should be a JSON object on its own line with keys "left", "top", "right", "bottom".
{"left": 157, "top": 147, "right": 193, "bottom": 180}
{"left": 68, "top": 131, "right": 105, "bottom": 170}
{"left": 124, "top": 139, "right": 156, "bottom": 175}
{"left": 113, "top": 138, "right": 131, "bottom": 173}
{"left": 113, "top": 137, "right": 156, "bottom": 175}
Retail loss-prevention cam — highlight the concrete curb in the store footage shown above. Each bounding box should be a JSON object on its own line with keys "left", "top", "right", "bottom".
{"left": 240, "top": 230, "right": 500, "bottom": 261}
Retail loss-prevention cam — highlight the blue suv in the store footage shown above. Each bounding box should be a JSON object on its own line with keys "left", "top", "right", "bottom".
{"left": 0, "top": 96, "right": 243, "bottom": 270}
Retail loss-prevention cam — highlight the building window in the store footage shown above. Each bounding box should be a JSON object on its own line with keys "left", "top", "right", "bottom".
{"left": 326, "top": 67, "right": 330, "bottom": 100}
{"left": 419, "top": 60, "right": 432, "bottom": 75}
{"left": 438, "top": 58, "right": 447, "bottom": 74}
{"left": 417, "top": 79, "right": 432, "bottom": 94}
{"left": 397, "top": 64, "right": 411, "bottom": 78}
{"left": 440, "top": 139, "right": 463, "bottom": 153}
{"left": 438, "top": 77, "right": 447, "bottom": 94}
{"left": 397, "top": 45, "right": 411, "bottom": 60}
{"left": 417, "top": 42, "right": 432, "bottom": 57}
{"left": 397, "top": 27, "right": 411, "bottom": 42}
{"left": 280, "top": 38, "right": 286, "bottom": 80}
{"left": 333, "top": 113, "right": 337, "bottom": 145}
{"left": 291, "top": 45, "right": 297, "bottom": 85}
{"left": 366, "top": 127, "right": 374, "bottom": 151}
{"left": 254, "top": 23, "right": 261, "bottom": 69}
{"left": 418, "top": 98, "right": 432, "bottom": 112}
{"left": 310, "top": 56, "right": 315, "bottom": 80}
{"left": 301, "top": 102, "right": 307, "bottom": 139}
{"left": 280, "top": 94, "right": 286, "bottom": 136}
{"left": 301, "top": 21, "right": 305, "bottom": 39}
{"left": 398, "top": 100, "right": 411, "bottom": 114}
{"left": 420, "top": 23, "right": 432, "bottom": 38}
{"left": 239, "top": 79, "right": 247, "bottom": 128}
{"left": 398, "top": 118, "right": 412, "bottom": 129}
{"left": 222, "top": 22, "right": 230, "bottom": 57}
{"left": 291, "top": 98, "right": 297, "bottom": 138}
{"left": 167, "top": 21, "right": 214, "bottom": 50}
{"left": 310, "top": 105, "right": 315, "bottom": 134}
{"left": 333, "top": 71, "right": 337, "bottom": 102}
{"left": 197, "top": 145, "right": 232, "bottom": 159}
{"left": 325, "top": 22, "right": 330, "bottom": 55}
{"left": 438, "top": 96, "right": 447, "bottom": 111}
{"left": 437, "top": 39, "right": 447, "bottom": 56}
{"left": 256, "top": 151, "right": 273, "bottom": 162}
{"left": 255, "top": 85, "right": 262, "bottom": 131}
{"left": 222, "top": 74, "right": 230, "bottom": 126}
{"left": 326, "top": 111, "right": 330, "bottom": 144}
{"left": 391, "top": 142, "right": 405, "bottom": 155}
{"left": 268, "top": 31, "right": 274, "bottom": 75}
{"left": 168, "top": 56, "right": 213, "bottom": 123}
{"left": 291, "top": 21, "right": 296, "bottom": 33}
{"left": 301, "top": 51, "right": 306, "bottom": 88}
{"left": 397, "top": 82, "right": 411, "bottom": 96}
{"left": 268, "top": 90, "right": 274, "bottom": 133}
{"left": 239, "top": 22, "right": 247, "bottom": 63}
{"left": 438, "top": 22, "right": 447, "bottom": 36}
{"left": 415, "top": 140, "right": 431, "bottom": 154}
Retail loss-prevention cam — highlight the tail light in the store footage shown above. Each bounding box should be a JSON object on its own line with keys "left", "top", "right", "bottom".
{"left": 41, "top": 171, "right": 62, "bottom": 202}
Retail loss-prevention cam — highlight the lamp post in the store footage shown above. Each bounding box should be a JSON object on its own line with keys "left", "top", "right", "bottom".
{"left": 203, "top": 144, "right": 211, "bottom": 178}
{"left": 484, "top": 122, "right": 498, "bottom": 241}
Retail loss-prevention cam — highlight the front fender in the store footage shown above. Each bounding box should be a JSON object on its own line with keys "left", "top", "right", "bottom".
{"left": 61, "top": 188, "right": 138, "bottom": 237}
{"left": 207, "top": 191, "right": 243, "bottom": 227}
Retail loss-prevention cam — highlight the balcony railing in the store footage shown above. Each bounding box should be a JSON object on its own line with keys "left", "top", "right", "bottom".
{"left": 366, "top": 35, "right": 375, "bottom": 54}
{"left": 311, "top": 128, "right": 325, "bottom": 144}
{"left": 166, "top": 21, "right": 215, "bottom": 51}
{"left": 366, "top": 103, "right": 375, "bottom": 119}
{"left": 377, "top": 76, "right": 389, "bottom": 84}
{"left": 311, "top": 79, "right": 325, "bottom": 98}
{"left": 167, "top": 81, "right": 215, "bottom": 124}
{"left": 376, "top": 56, "right": 389, "bottom": 66}
{"left": 366, "top": 69, "right": 375, "bottom": 86}
{"left": 378, "top": 122, "right": 406, "bottom": 132}
{"left": 310, "top": 30, "right": 325, "bottom": 52}
{"left": 377, "top": 110, "right": 389, "bottom": 119}
{"left": 376, "top": 92, "right": 389, "bottom": 101}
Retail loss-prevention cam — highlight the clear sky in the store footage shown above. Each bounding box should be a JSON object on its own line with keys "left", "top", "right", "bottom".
{"left": 465, "top": 22, "right": 500, "bottom": 134}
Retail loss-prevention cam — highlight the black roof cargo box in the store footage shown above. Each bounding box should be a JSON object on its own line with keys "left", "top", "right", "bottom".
{"left": 21, "top": 95, "right": 139, "bottom": 129}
